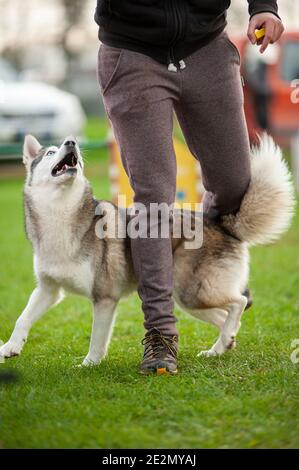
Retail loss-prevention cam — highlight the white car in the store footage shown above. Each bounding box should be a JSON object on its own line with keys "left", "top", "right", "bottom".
{"left": 0, "top": 59, "right": 86, "bottom": 142}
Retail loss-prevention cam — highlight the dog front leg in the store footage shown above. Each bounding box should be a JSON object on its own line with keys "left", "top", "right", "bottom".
{"left": 0, "top": 282, "right": 63, "bottom": 359}
{"left": 82, "top": 298, "right": 117, "bottom": 366}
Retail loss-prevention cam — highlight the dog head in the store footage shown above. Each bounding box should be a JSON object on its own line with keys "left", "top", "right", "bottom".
{"left": 23, "top": 135, "right": 84, "bottom": 187}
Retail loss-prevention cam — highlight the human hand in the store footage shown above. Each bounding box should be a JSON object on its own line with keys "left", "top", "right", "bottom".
{"left": 247, "top": 12, "right": 284, "bottom": 53}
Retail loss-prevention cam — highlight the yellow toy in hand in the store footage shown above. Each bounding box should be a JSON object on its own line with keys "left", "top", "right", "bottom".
{"left": 255, "top": 27, "right": 266, "bottom": 40}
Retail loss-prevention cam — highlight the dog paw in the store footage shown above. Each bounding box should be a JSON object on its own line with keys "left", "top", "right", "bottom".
{"left": 0, "top": 341, "right": 23, "bottom": 359}
{"left": 197, "top": 349, "right": 218, "bottom": 358}
{"left": 198, "top": 334, "right": 238, "bottom": 358}
{"left": 81, "top": 356, "right": 100, "bottom": 367}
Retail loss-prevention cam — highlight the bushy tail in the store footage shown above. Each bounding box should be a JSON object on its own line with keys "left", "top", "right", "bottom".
{"left": 222, "top": 134, "right": 296, "bottom": 246}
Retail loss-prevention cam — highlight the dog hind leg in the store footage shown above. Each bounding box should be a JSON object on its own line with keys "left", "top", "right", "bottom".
{"left": 190, "top": 307, "right": 228, "bottom": 331}
{"left": 199, "top": 295, "right": 247, "bottom": 357}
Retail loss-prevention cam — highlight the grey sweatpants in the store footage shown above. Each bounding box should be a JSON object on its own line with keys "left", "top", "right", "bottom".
{"left": 97, "top": 31, "right": 251, "bottom": 337}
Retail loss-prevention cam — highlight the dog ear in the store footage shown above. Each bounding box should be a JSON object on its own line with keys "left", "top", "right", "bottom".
{"left": 23, "top": 135, "right": 42, "bottom": 166}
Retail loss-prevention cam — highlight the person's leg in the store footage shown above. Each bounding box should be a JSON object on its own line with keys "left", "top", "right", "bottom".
{"left": 174, "top": 31, "right": 251, "bottom": 218}
{"left": 97, "top": 45, "right": 180, "bottom": 336}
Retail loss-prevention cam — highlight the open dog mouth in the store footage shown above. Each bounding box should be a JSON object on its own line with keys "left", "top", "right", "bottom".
{"left": 52, "top": 152, "right": 78, "bottom": 177}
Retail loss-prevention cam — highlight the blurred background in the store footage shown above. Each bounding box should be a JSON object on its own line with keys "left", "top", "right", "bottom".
{"left": 0, "top": 0, "right": 299, "bottom": 199}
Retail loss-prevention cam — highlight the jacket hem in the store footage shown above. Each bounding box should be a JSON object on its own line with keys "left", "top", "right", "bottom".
{"left": 98, "top": 25, "right": 227, "bottom": 65}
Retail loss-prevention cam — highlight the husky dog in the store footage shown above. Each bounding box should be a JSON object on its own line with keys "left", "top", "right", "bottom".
{"left": 0, "top": 134, "right": 294, "bottom": 365}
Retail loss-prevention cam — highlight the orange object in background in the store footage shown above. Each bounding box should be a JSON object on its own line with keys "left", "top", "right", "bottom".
{"left": 234, "top": 31, "right": 299, "bottom": 148}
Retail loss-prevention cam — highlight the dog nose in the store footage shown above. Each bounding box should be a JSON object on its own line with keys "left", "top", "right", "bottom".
{"left": 64, "top": 137, "right": 76, "bottom": 147}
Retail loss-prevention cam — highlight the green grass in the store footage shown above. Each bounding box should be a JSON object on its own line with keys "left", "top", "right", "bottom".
{"left": 0, "top": 128, "right": 299, "bottom": 449}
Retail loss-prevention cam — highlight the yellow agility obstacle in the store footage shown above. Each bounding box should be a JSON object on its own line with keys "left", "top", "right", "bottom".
{"left": 108, "top": 127, "right": 204, "bottom": 209}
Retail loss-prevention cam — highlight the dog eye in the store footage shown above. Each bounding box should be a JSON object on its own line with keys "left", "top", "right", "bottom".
{"left": 47, "top": 150, "right": 55, "bottom": 156}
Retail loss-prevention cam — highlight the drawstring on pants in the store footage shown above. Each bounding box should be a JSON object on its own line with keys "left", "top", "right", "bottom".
{"left": 167, "top": 59, "right": 186, "bottom": 72}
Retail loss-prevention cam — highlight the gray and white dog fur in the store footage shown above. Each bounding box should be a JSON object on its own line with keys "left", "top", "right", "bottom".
{"left": 0, "top": 134, "right": 295, "bottom": 365}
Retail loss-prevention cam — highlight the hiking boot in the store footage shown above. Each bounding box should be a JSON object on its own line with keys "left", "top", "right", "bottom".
{"left": 140, "top": 328, "right": 178, "bottom": 375}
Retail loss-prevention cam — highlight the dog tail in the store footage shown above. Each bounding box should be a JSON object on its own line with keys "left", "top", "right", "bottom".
{"left": 222, "top": 133, "right": 295, "bottom": 246}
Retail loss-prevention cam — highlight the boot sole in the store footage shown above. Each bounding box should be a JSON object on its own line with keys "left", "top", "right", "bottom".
{"left": 140, "top": 367, "right": 178, "bottom": 376}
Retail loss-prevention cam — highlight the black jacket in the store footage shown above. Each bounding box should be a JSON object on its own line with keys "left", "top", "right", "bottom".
{"left": 95, "top": 1, "right": 279, "bottom": 66}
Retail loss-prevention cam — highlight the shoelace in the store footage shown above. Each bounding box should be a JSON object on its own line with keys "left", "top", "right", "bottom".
{"left": 142, "top": 331, "right": 177, "bottom": 359}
